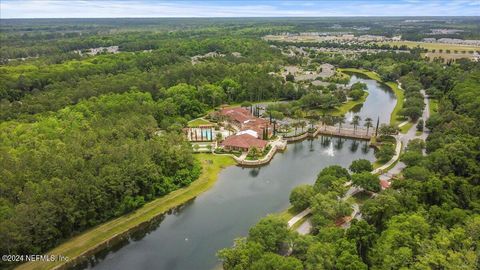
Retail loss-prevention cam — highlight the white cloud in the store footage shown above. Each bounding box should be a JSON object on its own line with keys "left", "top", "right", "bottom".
{"left": 0, "top": 0, "right": 478, "bottom": 18}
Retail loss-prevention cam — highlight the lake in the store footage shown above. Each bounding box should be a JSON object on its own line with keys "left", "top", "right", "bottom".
{"left": 83, "top": 74, "right": 396, "bottom": 270}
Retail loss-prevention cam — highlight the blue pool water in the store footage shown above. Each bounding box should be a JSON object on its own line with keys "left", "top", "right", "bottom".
{"left": 201, "top": 129, "right": 212, "bottom": 141}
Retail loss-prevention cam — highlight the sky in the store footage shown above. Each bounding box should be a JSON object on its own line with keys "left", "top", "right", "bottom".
{"left": 1, "top": 0, "right": 479, "bottom": 19}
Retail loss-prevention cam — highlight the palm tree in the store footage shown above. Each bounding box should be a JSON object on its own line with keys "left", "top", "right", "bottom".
{"left": 352, "top": 115, "right": 361, "bottom": 134}
{"left": 292, "top": 122, "right": 299, "bottom": 136}
{"left": 300, "top": 120, "right": 307, "bottom": 132}
{"left": 364, "top": 117, "right": 373, "bottom": 135}
{"left": 308, "top": 118, "right": 316, "bottom": 130}
{"left": 337, "top": 115, "right": 346, "bottom": 133}
{"left": 308, "top": 111, "right": 320, "bottom": 130}
{"left": 321, "top": 113, "right": 331, "bottom": 130}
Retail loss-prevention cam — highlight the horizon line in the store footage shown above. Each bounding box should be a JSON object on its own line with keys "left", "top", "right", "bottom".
{"left": 2, "top": 15, "right": 480, "bottom": 20}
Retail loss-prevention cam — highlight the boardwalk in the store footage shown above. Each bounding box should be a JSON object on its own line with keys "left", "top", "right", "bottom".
{"left": 317, "top": 125, "right": 372, "bottom": 140}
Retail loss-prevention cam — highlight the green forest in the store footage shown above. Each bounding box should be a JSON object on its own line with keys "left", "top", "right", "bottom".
{"left": 219, "top": 64, "right": 480, "bottom": 269}
{"left": 1, "top": 17, "right": 479, "bottom": 270}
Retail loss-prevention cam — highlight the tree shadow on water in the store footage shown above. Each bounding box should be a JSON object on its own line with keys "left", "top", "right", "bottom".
{"left": 334, "top": 137, "right": 344, "bottom": 150}
{"left": 349, "top": 140, "right": 359, "bottom": 153}
{"left": 249, "top": 167, "right": 261, "bottom": 177}
{"left": 361, "top": 141, "right": 371, "bottom": 154}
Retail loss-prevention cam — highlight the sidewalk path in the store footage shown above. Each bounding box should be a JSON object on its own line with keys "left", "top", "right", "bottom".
{"left": 287, "top": 208, "right": 311, "bottom": 228}
{"left": 371, "top": 138, "right": 402, "bottom": 174}
{"left": 296, "top": 219, "right": 312, "bottom": 235}
{"left": 288, "top": 89, "right": 432, "bottom": 233}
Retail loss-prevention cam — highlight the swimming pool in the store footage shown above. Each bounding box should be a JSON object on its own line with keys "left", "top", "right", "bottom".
{"left": 201, "top": 129, "right": 212, "bottom": 141}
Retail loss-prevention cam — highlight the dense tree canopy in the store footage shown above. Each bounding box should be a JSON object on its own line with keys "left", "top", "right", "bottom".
{"left": 220, "top": 56, "right": 480, "bottom": 270}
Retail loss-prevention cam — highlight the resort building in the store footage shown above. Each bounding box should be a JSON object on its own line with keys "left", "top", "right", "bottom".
{"left": 218, "top": 106, "right": 271, "bottom": 139}
{"left": 221, "top": 133, "right": 268, "bottom": 152}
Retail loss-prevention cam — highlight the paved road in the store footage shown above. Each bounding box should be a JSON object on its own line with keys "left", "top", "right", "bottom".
{"left": 380, "top": 89, "right": 430, "bottom": 180}
{"left": 290, "top": 90, "right": 432, "bottom": 233}
{"left": 296, "top": 219, "right": 312, "bottom": 235}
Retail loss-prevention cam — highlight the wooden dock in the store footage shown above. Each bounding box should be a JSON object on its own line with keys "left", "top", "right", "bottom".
{"left": 316, "top": 125, "right": 372, "bottom": 140}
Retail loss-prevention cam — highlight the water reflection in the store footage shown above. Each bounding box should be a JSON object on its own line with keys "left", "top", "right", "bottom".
{"left": 248, "top": 167, "right": 261, "bottom": 177}
{"left": 78, "top": 199, "right": 196, "bottom": 270}
{"left": 321, "top": 136, "right": 331, "bottom": 147}
{"left": 349, "top": 140, "right": 359, "bottom": 152}
{"left": 308, "top": 138, "right": 315, "bottom": 152}
{"left": 343, "top": 73, "right": 397, "bottom": 126}
{"left": 362, "top": 141, "right": 371, "bottom": 154}
{"left": 334, "top": 137, "right": 344, "bottom": 150}
{"left": 86, "top": 136, "right": 376, "bottom": 270}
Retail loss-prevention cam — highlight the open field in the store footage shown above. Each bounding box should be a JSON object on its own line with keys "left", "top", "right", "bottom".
{"left": 15, "top": 154, "right": 235, "bottom": 270}
{"left": 377, "top": 40, "right": 480, "bottom": 52}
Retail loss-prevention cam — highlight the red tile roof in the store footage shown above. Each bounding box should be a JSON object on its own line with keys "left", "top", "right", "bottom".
{"left": 380, "top": 180, "right": 391, "bottom": 189}
{"left": 220, "top": 107, "right": 252, "bottom": 123}
{"left": 221, "top": 134, "right": 268, "bottom": 149}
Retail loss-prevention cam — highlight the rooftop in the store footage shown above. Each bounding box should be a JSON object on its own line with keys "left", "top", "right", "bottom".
{"left": 221, "top": 133, "right": 268, "bottom": 149}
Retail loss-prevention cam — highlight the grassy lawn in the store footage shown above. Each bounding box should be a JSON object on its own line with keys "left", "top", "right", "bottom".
{"left": 16, "top": 154, "right": 235, "bottom": 270}
{"left": 429, "top": 99, "right": 439, "bottom": 116}
{"left": 325, "top": 92, "right": 369, "bottom": 116}
{"left": 376, "top": 40, "right": 479, "bottom": 52}
{"left": 338, "top": 67, "right": 382, "bottom": 81}
{"left": 188, "top": 118, "right": 214, "bottom": 127}
{"left": 399, "top": 121, "right": 414, "bottom": 134}
{"left": 386, "top": 81, "right": 405, "bottom": 126}
{"left": 276, "top": 206, "right": 300, "bottom": 221}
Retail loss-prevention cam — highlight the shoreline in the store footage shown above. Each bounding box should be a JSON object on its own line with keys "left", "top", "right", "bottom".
{"left": 16, "top": 68, "right": 404, "bottom": 270}
{"left": 338, "top": 67, "right": 405, "bottom": 126}
{"left": 15, "top": 154, "right": 236, "bottom": 270}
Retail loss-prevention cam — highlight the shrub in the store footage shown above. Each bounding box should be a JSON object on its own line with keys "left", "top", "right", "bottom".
{"left": 375, "top": 143, "right": 396, "bottom": 163}
{"left": 290, "top": 185, "right": 315, "bottom": 211}
{"left": 349, "top": 159, "right": 373, "bottom": 173}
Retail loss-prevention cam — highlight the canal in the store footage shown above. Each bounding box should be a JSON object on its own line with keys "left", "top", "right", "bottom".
{"left": 344, "top": 73, "right": 397, "bottom": 126}
{"left": 84, "top": 75, "right": 396, "bottom": 270}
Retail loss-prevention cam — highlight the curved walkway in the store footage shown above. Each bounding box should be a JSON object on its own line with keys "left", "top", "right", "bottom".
{"left": 371, "top": 138, "right": 402, "bottom": 174}
{"left": 235, "top": 138, "right": 287, "bottom": 166}
{"left": 290, "top": 80, "right": 429, "bottom": 233}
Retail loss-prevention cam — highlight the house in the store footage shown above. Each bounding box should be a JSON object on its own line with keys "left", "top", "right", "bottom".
{"left": 219, "top": 107, "right": 252, "bottom": 128}
{"left": 380, "top": 180, "right": 391, "bottom": 190}
{"left": 221, "top": 133, "right": 268, "bottom": 152}
{"left": 218, "top": 107, "right": 271, "bottom": 139}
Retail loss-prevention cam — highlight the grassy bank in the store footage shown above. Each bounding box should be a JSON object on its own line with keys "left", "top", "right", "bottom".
{"left": 16, "top": 154, "right": 235, "bottom": 270}
{"left": 385, "top": 81, "right": 405, "bottom": 125}
{"left": 399, "top": 121, "right": 414, "bottom": 134}
{"left": 327, "top": 92, "right": 369, "bottom": 116}
{"left": 429, "top": 98, "right": 438, "bottom": 116}
{"left": 338, "top": 67, "right": 382, "bottom": 81}
{"left": 338, "top": 68, "right": 405, "bottom": 126}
